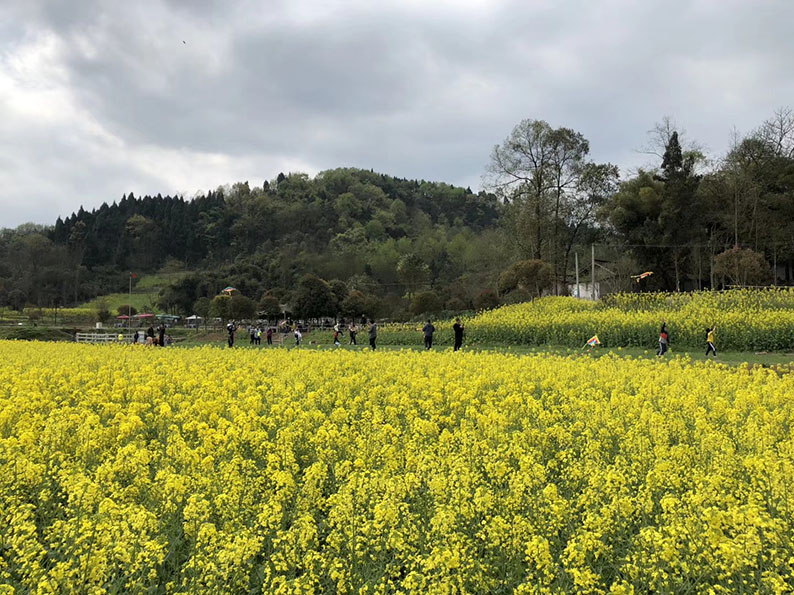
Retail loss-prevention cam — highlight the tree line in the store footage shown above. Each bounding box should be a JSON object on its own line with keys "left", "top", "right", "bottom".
{"left": 487, "top": 109, "right": 794, "bottom": 299}
{"left": 1, "top": 109, "right": 793, "bottom": 320}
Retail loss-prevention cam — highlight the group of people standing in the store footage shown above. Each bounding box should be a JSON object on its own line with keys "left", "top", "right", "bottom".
{"left": 332, "top": 320, "right": 378, "bottom": 349}
{"left": 283, "top": 319, "right": 379, "bottom": 349}
{"left": 223, "top": 316, "right": 466, "bottom": 351}
{"left": 657, "top": 321, "right": 718, "bottom": 358}
{"left": 420, "top": 317, "right": 465, "bottom": 351}
{"left": 225, "top": 323, "right": 281, "bottom": 347}
{"left": 128, "top": 324, "right": 171, "bottom": 346}
{"left": 247, "top": 326, "right": 274, "bottom": 346}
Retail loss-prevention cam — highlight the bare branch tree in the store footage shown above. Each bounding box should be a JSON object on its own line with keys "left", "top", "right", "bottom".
{"left": 758, "top": 107, "right": 794, "bottom": 158}
{"left": 485, "top": 119, "right": 614, "bottom": 289}
{"left": 636, "top": 116, "right": 708, "bottom": 172}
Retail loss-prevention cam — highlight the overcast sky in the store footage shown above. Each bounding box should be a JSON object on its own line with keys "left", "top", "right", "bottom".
{"left": 2, "top": 0, "right": 793, "bottom": 227}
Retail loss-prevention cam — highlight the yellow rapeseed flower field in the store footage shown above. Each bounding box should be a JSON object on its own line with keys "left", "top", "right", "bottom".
{"left": 1, "top": 341, "right": 793, "bottom": 593}
{"left": 381, "top": 289, "right": 794, "bottom": 350}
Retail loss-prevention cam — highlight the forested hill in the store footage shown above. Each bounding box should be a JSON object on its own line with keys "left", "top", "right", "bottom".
{"left": 8, "top": 112, "right": 792, "bottom": 319}
{"left": 5, "top": 168, "right": 505, "bottom": 312}
{"left": 52, "top": 168, "right": 500, "bottom": 271}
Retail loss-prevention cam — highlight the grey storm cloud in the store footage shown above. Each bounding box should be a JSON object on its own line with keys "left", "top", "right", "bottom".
{"left": 1, "top": 0, "right": 794, "bottom": 227}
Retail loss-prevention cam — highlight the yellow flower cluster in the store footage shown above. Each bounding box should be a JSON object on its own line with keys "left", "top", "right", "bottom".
{"left": 1, "top": 341, "right": 793, "bottom": 593}
{"left": 381, "top": 289, "right": 794, "bottom": 350}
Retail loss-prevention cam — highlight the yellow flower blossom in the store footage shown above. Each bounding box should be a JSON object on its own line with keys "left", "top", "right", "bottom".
{"left": 0, "top": 341, "right": 793, "bottom": 592}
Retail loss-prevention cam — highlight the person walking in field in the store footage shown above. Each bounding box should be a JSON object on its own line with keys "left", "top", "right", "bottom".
{"left": 266, "top": 327, "right": 273, "bottom": 345}
{"left": 294, "top": 327, "right": 302, "bottom": 346}
{"left": 226, "top": 321, "right": 237, "bottom": 348}
{"left": 706, "top": 324, "right": 717, "bottom": 358}
{"left": 368, "top": 319, "right": 377, "bottom": 350}
{"left": 657, "top": 321, "right": 669, "bottom": 357}
{"left": 349, "top": 322, "right": 357, "bottom": 345}
{"left": 422, "top": 319, "right": 436, "bottom": 350}
{"left": 333, "top": 323, "right": 341, "bottom": 346}
{"left": 453, "top": 317, "right": 465, "bottom": 352}
{"left": 158, "top": 324, "right": 165, "bottom": 347}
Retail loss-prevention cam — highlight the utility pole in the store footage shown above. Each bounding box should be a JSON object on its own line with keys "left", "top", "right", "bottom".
{"left": 575, "top": 252, "right": 580, "bottom": 298}
{"left": 591, "top": 244, "right": 596, "bottom": 301}
{"left": 129, "top": 273, "right": 132, "bottom": 332}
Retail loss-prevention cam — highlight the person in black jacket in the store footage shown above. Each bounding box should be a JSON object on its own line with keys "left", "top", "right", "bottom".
{"left": 422, "top": 320, "right": 436, "bottom": 350}
{"left": 368, "top": 320, "right": 377, "bottom": 350}
{"left": 453, "top": 318, "right": 465, "bottom": 352}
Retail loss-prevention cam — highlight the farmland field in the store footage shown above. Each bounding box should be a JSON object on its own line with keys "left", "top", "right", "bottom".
{"left": 380, "top": 288, "right": 794, "bottom": 351}
{"left": 1, "top": 342, "right": 794, "bottom": 593}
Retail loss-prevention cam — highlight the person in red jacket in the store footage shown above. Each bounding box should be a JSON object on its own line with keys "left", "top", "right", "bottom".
{"left": 657, "top": 321, "right": 669, "bottom": 357}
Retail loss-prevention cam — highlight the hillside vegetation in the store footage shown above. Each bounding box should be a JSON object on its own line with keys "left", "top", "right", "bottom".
{"left": 2, "top": 110, "right": 794, "bottom": 319}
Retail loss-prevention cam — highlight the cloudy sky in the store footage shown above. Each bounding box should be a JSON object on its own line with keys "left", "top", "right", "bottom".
{"left": 2, "top": 0, "right": 793, "bottom": 227}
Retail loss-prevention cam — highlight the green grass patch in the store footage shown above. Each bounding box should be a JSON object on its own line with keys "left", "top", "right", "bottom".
{"left": 77, "top": 271, "right": 193, "bottom": 313}
{"left": 180, "top": 331, "right": 794, "bottom": 368}
{"left": 134, "top": 271, "right": 191, "bottom": 290}
{"left": 0, "top": 326, "right": 76, "bottom": 342}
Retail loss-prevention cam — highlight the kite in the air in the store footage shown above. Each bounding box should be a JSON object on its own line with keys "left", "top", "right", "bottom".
{"left": 631, "top": 271, "right": 653, "bottom": 282}
{"left": 585, "top": 335, "right": 600, "bottom": 348}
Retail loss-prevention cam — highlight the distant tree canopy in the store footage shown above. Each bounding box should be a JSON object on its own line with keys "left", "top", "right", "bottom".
{"left": 497, "top": 259, "right": 554, "bottom": 298}
{"left": 714, "top": 247, "right": 773, "bottom": 287}
{"left": 0, "top": 168, "right": 504, "bottom": 313}
{"left": 603, "top": 110, "right": 794, "bottom": 290}
{"left": 292, "top": 275, "right": 338, "bottom": 319}
{"left": 258, "top": 294, "right": 282, "bottom": 319}
{"left": 410, "top": 291, "right": 443, "bottom": 316}
{"left": 3, "top": 109, "right": 794, "bottom": 316}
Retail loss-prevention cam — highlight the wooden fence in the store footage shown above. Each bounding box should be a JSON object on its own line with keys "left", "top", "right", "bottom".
{"left": 75, "top": 333, "right": 135, "bottom": 343}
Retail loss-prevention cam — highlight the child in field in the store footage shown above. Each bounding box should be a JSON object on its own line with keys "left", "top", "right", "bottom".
{"left": 657, "top": 321, "right": 669, "bottom": 357}
{"left": 294, "top": 327, "right": 302, "bottom": 346}
{"left": 705, "top": 324, "right": 717, "bottom": 358}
